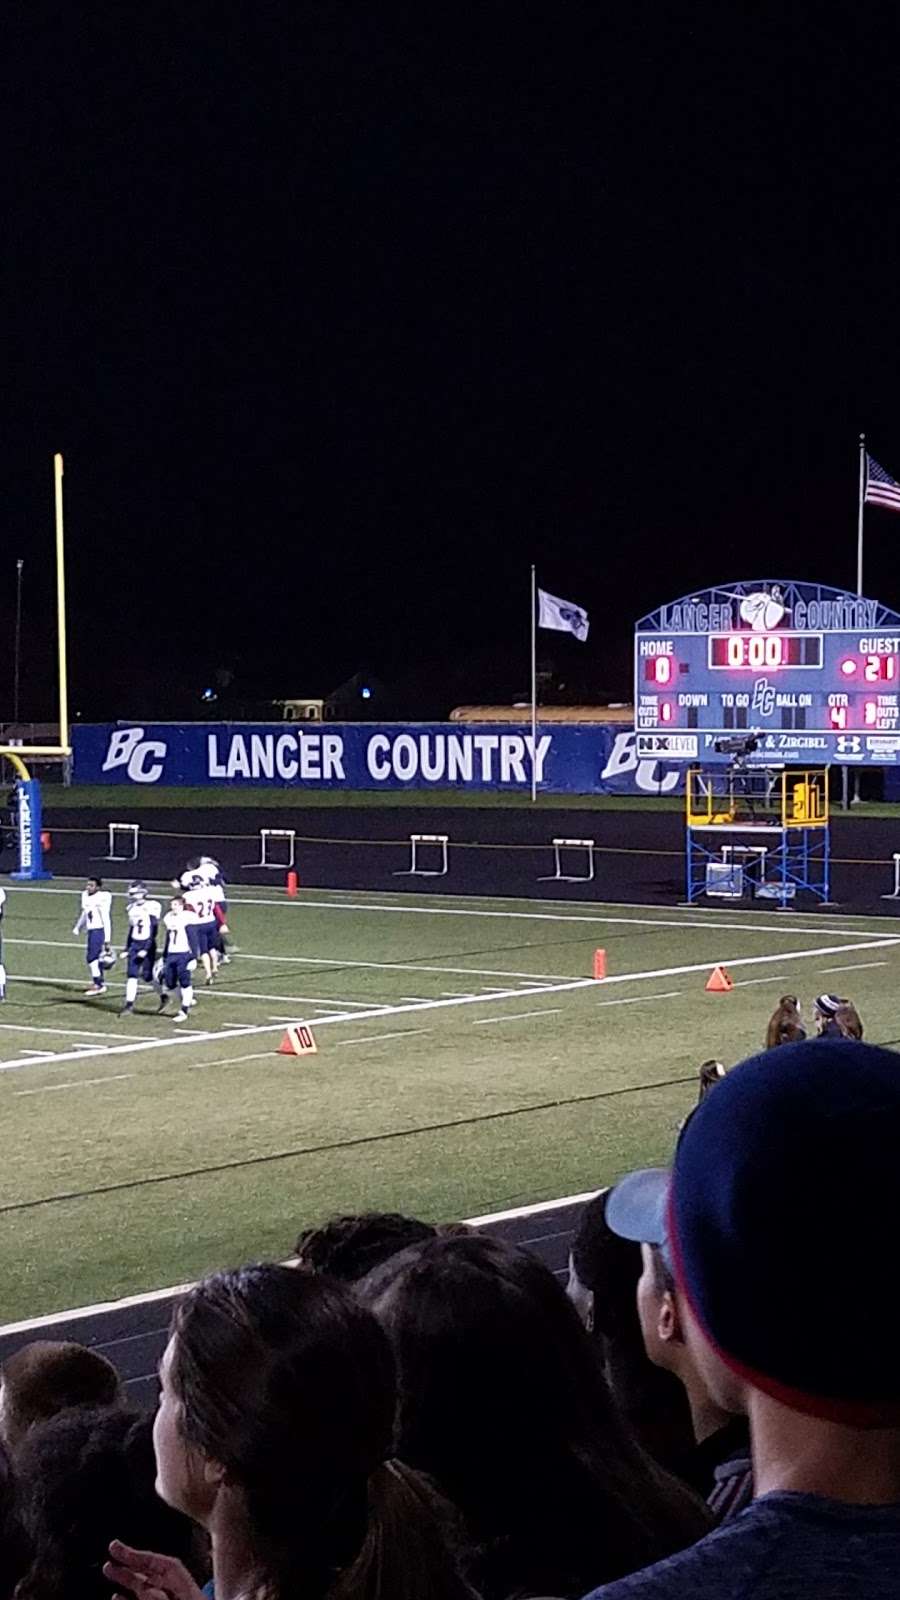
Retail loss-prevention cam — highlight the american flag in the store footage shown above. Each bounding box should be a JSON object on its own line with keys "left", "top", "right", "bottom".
{"left": 865, "top": 454, "right": 900, "bottom": 512}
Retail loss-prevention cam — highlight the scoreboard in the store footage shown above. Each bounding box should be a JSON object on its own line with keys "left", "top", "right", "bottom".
{"left": 634, "top": 580, "right": 900, "bottom": 767}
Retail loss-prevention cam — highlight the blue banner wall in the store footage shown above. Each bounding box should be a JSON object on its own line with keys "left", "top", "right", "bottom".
{"left": 72, "top": 723, "right": 686, "bottom": 797}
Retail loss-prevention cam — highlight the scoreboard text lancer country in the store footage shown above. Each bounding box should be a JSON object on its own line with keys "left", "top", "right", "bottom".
{"left": 634, "top": 580, "right": 900, "bottom": 767}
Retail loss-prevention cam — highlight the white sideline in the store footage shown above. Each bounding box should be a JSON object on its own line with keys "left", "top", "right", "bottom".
{"left": 0, "top": 935, "right": 898, "bottom": 1074}
{"left": 0, "top": 1189, "right": 604, "bottom": 1337}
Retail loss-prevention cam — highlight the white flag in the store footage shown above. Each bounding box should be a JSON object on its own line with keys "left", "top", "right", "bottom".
{"left": 537, "top": 588, "right": 589, "bottom": 641}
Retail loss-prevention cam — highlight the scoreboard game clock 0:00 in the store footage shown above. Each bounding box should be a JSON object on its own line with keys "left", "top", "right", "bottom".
{"left": 633, "top": 580, "right": 900, "bottom": 767}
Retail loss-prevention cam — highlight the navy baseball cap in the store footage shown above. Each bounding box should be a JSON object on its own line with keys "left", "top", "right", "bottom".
{"left": 605, "top": 1039, "right": 900, "bottom": 1426}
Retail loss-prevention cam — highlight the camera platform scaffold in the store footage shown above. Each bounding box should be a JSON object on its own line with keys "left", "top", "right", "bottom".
{"left": 684, "top": 764, "right": 830, "bottom": 908}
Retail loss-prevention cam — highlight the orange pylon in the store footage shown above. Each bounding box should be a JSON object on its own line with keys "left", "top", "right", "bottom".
{"left": 705, "top": 965, "right": 734, "bottom": 993}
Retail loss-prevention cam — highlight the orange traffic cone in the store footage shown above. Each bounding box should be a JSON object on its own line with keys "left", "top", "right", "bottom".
{"left": 593, "top": 948, "right": 607, "bottom": 979}
{"left": 278, "top": 1023, "right": 318, "bottom": 1056}
{"left": 286, "top": 870, "right": 299, "bottom": 897}
{"left": 705, "top": 965, "right": 734, "bottom": 993}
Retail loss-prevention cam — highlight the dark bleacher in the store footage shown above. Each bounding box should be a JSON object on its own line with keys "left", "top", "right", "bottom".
{"left": 0, "top": 1194, "right": 590, "bottom": 1411}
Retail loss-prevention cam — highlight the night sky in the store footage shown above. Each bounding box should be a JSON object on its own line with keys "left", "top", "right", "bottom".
{"left": 5, "top": 6, "right": 900, "bottom": 721}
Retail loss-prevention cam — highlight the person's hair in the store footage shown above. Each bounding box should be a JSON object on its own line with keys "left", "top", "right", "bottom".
{"left": 360, "top": 1235, "right": 709, "bottom": 1599}
{"left": 834, "top": 1002, "right": 864, "bottom": 1040}
{"left": 649, "top": 1244, "right": 676, "bottom": 1299}
{"left": 765, "top": 996, "right": 803, "bottom": 1050}
{"left": 1, "top": 1341, "right": 123, "bottom": 1450}
{"left": 13, "top": 1407, "right": 200, "bottom": 1600}
{"left": 570, "top": 1190, "right": 638, "bottom": 1342}
{"left": 293, "top": 1212, "right": 437, "bottom": 1282}
{"left": 170, "top": 1265, "right": 475, "bottom": 1600}
{"left": 86, "top": 877, "right": 102, "bottom": 891}
{"left": 569, "top": 1194, "right": 694, "bottom": 1473}
{"left": 697, "top": 1060, "right": 726, "bottom": 1098}
{"left": 0, "top": 1436, "right": 29, "bottom": 1600}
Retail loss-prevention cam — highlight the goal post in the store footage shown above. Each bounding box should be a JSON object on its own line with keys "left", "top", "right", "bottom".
{"left": 0, "top": 454, "right": 72, "bottom": 881}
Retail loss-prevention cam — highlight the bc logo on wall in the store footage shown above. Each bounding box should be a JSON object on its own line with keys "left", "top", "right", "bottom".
{"left": 73, "top": 723, "right": 684, "bottom": 797}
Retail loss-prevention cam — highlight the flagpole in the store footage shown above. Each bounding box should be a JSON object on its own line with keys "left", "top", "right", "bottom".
{"left": 857, "top": 432, "right": 866, "bottom": 597}
{"left": 850, "top": 434, "right": 867, "bottom": 809}
{"left": 531, "top": 564, "right": 537, "bottom": 802}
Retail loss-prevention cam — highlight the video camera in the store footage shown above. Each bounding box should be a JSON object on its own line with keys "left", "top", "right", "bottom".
{"left": 713, "top": 732, "right": 760, "bottom": 758}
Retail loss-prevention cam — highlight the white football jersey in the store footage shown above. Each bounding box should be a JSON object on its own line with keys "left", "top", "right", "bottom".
{"left": 184, "top": 886, "right": 217, "bottom": 923}
{"left": 127, "top": 899, "right": 161, "bottom": 945}
{"left": 78, "top": 890, "right": 112, "bottom": 939}
{"left": 163, "top": 908, "right": 197, "bottom": 954}
{"left": 180, "top": 859, "right": 221, "bottom": 891}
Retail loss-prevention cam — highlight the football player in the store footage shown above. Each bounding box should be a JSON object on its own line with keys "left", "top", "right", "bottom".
{"left": 0, "top": 885, "right": 6, "bottom": 1001}
{"left": 157, "top": 895, "right": 200, "bottom": 1022}
{"left": 120, "top": 880, "right": 162, "bottom": 1015}
{"left": 72, "top": 877, "right": 114, "bottom": 996}
{"left": 182, "top": 879, "right": 219, "bottom": 985}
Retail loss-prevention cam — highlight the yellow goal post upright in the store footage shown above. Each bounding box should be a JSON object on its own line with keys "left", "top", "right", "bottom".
{"left": 1, "top": 454, "right": 71, "bottom": 879}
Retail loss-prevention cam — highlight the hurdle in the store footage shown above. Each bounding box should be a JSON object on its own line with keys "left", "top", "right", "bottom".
{"left": 244, "top": 828, "right": 296, "bottom": 869}
{"left": 106, "top": 822, "right": 140, "bottom": 861}
{"left": 882, "top": 852, "right": 900, "bottom": 900}
{"left": 394, "top": 833, "right": 449, "bottom": 877}
{"left": 540, "top": 838, "right": 595, "bottom": 883}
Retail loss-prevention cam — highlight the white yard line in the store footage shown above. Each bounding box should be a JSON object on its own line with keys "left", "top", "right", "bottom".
{"left": 235, "top": 951, "right": 580, "bottom": 983}
{"left": 0, "top": 1023, "right": 156, "bottom": 1042}
{"left": 593, "top": 990, "right": 682, "bottom": 1007}
{"left": 731, "top": 975, "right": 795, "bottom": 989}
{"left": 208, "top": 987, "right": 378, "bottom": 1007}
{"left": 232, "top": 898, "right": 886, "bottom": 939}
{"left": 15, "top": 1074, "right": 133, "bottom": 1096}
{"left": 187, "top": 1052, "right": 276, "bottom": 1071}
{"left": 2, "top": 934, "right": 897, "bottom": 1074}
{"left": 473, "top": 1009, "right": 562, "bottom": 1025}
{"left": 337, "top": 1029, "right": 432, "bottom": 1047}
{"left": 819, "top": 961, "right": 888, "bottom": 974}
{"left": 5, "top": 889, "right": 888, "bottom": 940}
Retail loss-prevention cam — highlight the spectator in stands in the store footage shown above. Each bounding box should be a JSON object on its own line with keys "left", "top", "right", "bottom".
{"left": 293, "top": 1210, "right": 437, "bottom": 1281}
{"left": 581, "top": 1038, "right": 900, "bottom": 1599}
{"left": 0, "top": 1339, "right": 123, "bottom": 1453}
{"left": 360, "top": 1233, "right": 709, "bottom": 1600}
{"left": 764, "top": 996, "right": 806, "bottom": 1048}
{"left": 630, "top": 1230, "right": 751, "bottom": 1520}
{"left": 0, "top": 1437, "right": 29, "bottom": 1600}
{"left": 696, "top": 1060, "right": 727, "bottom": 1099}
{"left": 14, "top": 1406, "right": 200, "bottom": 1600}
{"left": 835, "top": 1002, "right": 864, "bottom": 1040}
{"left": 813, "top": 992, "right": 847, "bottom": 1037}
{"left": 568, "top": 1190, "right": 694, "bottom": 1473}
{"left": 105, "top": 1264, "right": 478, "bottom": 1600}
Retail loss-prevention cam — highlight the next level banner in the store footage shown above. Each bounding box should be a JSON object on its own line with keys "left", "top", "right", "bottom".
{"left": 71, "top": 723, "right": 685, "bottom": 796}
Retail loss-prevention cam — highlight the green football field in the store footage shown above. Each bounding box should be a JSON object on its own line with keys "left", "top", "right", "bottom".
{"left": 1, "top": 877, "right": 899, "bottom": 1324}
